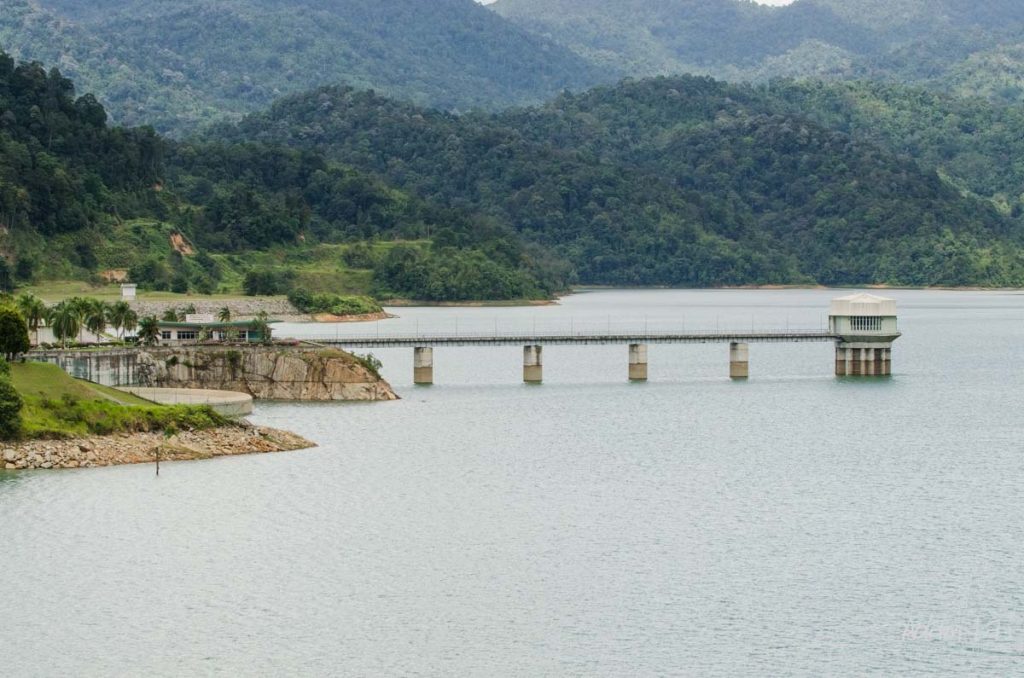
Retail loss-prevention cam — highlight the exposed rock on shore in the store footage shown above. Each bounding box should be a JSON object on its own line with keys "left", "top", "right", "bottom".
{"left": 29, "top": 346, "right": 400, "bottom": 401}
{"left": 1, "top": 425, "right": 316, "bottom": 470}
{"left": 139, "top": 347, "right": 399, "bottom": 401}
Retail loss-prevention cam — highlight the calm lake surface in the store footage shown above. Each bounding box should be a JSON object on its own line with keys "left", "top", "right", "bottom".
{"left": 3, "top": 289, "right": 1024, "bottom": 676}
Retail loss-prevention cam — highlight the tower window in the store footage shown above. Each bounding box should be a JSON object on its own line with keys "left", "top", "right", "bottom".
{"left": 851, "top": 316, "right": 882, "bottom": 332}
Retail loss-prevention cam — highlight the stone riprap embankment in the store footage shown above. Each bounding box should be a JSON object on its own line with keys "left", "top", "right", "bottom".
{"left": 1, "top": 425, "right": 316, "bottom": 470}
{"left": 129, "top": 298, "right": 301, "bottom": 321}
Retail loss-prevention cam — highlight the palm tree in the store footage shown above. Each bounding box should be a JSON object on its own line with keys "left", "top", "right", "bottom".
{"left": 122, "top": 308, "right": 139, "bottom": 340}
{"left": 84, "top": 300, "right": 110, "bottom": 340}
{"left": 65, "top": 296, "right": 92, "bottom": 343}
{"left": 47, "top": 302, "right": 80, "bottom": 349}
{"left": 218, "top": 306, "right": 232, "bottom": 322}
{"left": 108, "top": 301, "right": 134, "bottom": 340}
{"left": 16, "top": 293, "right": 47, "bottom": 345}
{"left": 137, "top": 315, "right": 161, "bottom": 346}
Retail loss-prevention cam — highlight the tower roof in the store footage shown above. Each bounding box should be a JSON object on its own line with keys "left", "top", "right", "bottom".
{"left": 830, "top": 293, "right": 896, "bottom": 316}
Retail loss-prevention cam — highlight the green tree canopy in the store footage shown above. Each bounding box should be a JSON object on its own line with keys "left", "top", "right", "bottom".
{"left": 0, "top": 306, "right": 30, "bottom": 359}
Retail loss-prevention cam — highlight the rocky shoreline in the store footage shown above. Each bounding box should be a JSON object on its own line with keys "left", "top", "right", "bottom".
{"left": 311, "top": 311, "right": 394, "bottom": 323}
{"left": 1, "top": 424, "right": 316, "bottom": 470}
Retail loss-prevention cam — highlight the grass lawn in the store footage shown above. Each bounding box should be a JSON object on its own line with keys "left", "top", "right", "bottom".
{"left": 9, "top": 363, "right": 140, "bottom": 402}
{"left": 9, "top": 363, "right": 224, "bottom": 439}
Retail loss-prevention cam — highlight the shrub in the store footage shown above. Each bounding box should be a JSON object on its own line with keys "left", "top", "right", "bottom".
{"left": 343, "top": 242, "right": 378, "bottom": 268}
{"left": 129, "top": 257, "right": 172, "bottom": 290}
{"left": 243, "top": 269, "right": 295, "bottom": 296}
{"left": 353, "top": 352, "right": 383, "bottom": 379}
{"left": 287, "top": 290, "right": 382, "bottom": 316}
{"left": 329, "top": 296, "right": 381, "bottom": 316}
{"left": 0, "top": 377, "right": 23, "bottom": 440}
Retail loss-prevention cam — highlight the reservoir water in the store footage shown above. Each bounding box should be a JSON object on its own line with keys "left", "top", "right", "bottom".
{"left": 2, "top": 289, "right": 1024, "bottom": 676}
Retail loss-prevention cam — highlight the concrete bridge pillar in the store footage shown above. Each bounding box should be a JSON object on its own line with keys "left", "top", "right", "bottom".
{"left": 413, "top": 347, "right": 434, "bottom": 384}
{"left": 879, "top": 347, "right": 892, "bottom": 375}
{"left": 835, "top": 344, "right": 892, "bottom": 377}
{"left": 523, "top": 345, "right": 543, "bottom": 383}
{"left": 629, "top": 343, "right": 648, "bottom": 381}
{"left": 730, "top": 342, "right": 749, "bottom": 379}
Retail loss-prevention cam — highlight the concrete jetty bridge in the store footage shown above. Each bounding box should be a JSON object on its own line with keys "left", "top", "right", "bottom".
{"left": 307, "top": 293, "right": 901, "bottom": 383}
{"left": 311, "top": 329, "right": 838, "bottom": 348}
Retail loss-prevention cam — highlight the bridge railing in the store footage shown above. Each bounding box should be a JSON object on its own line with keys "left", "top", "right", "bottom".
{"left": 284, "top": 328, "right": 836, "bottom": 343}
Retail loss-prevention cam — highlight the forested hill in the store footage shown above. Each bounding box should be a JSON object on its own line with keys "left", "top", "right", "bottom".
{"left": 7, "top": 45, "right": 1024, "bottom": 292}
{"left": 492, "top": 0, "right": 1024, "bottom": 104}
{"left": 219, "top": 76, "right": 1024, "bottom": 287}
{"left": 0, "top": 0, "right": 607, "bottom": 134}
{"left": 763, "top": 80, "right": 1024, "bottom": 217}
{"left": 0, "top": 50, "right": 566, "bottom": 301}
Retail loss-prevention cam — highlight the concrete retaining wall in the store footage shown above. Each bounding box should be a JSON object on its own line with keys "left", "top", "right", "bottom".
{"left": 30, "top": 349, "right": 141, "bottom": 387}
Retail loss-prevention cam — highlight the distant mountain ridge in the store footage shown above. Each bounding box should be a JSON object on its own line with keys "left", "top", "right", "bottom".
{"left": 211, "top": 76, "right": 1024, "bottom": 287}
{"left": 0, "top": 0, "right": 608, "bottom": 133}
{"left": 492, "top": 0, "right": 1024, "bottom": 103}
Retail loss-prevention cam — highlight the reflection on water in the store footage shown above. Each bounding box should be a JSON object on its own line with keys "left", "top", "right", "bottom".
{"left": 2, "top": 289, "right": 1023, "bottom": 676}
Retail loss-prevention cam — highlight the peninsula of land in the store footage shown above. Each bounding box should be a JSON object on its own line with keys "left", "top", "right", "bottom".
{"left": 2, "top": 423, "right": 316, "bottom": 470}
